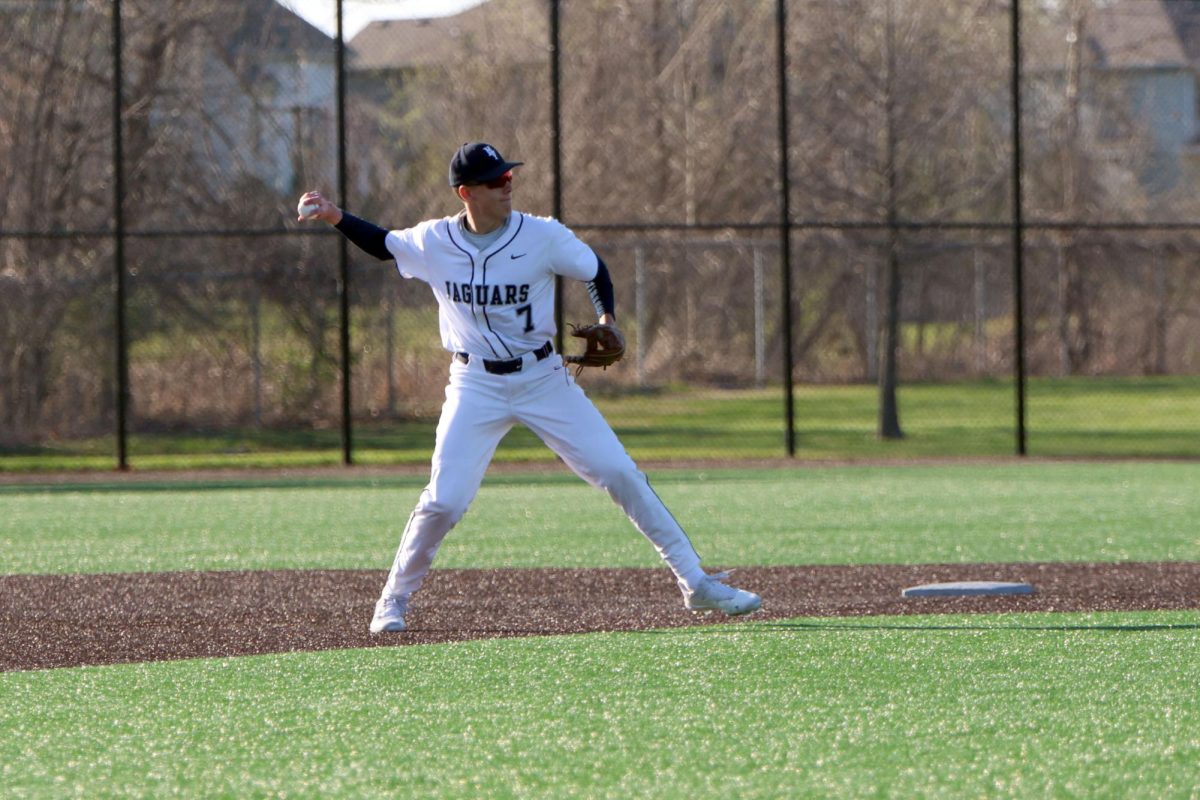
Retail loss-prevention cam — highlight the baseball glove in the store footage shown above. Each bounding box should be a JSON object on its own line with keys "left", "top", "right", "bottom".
{"left": 564, "top": 323, "right": 626, "bottom": 373}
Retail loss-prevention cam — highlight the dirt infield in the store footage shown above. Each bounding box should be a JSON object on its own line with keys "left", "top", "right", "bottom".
{"left": 4, "top": 562, "right": 1200, "bottom": 672}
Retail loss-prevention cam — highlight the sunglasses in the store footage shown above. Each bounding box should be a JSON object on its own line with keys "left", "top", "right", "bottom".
{"left": 474, "top": 171, "right": 513, "bottom": 189}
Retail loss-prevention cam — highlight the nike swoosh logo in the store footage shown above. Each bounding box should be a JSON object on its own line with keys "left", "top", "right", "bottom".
{"left": 510, "top": 253, "right": 527, "bottom": 260}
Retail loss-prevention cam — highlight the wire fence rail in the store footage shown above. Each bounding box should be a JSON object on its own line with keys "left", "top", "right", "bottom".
{"left": 1, "top": 0, "right": 1198, "bottom": 469}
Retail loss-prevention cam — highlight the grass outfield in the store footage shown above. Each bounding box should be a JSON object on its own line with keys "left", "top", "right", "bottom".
{"left": 3, "top": 375, "right": 1198, "bottom": 471}
{"left": 3, "top": 462, "right": 1200, "bottom": 797}
{"left": 2, "top": 462, "right": 1199, "bottom": 575}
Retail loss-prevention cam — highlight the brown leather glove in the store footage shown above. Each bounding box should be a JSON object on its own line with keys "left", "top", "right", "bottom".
{"left": 563, "top": 323, "right": 626, "bottom": 372}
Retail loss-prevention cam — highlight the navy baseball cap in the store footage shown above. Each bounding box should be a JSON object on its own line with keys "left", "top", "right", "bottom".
{"left": 448, "top": 142, "right": 523, "bottom": 187}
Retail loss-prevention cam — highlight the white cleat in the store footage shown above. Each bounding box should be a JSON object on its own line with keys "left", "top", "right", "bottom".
{"left": 682, "top": 571, "right": 762, "bottom": 616}
{"left": 369, "top": 595, "right": 407, "bottom": 633}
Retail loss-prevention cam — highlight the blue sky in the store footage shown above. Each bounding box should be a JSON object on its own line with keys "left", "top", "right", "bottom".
{"left": 280, "top": 0, "right": 488, "bottom": 38}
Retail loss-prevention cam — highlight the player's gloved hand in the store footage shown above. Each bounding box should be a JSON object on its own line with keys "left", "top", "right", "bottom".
{"left": 564, "top": 323, "right": 626, "bottom": 373}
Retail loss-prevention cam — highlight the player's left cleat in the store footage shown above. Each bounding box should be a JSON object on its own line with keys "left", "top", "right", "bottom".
{"left": 369, "top": 595, "right": 408, "bottom": 633}
{"left": 682, "top": 571, "right": 762, "bottom": 616}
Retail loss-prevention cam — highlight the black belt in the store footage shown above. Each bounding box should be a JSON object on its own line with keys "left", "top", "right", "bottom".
{"left": 455, "top": 341, "right": 553, "bottom": 375}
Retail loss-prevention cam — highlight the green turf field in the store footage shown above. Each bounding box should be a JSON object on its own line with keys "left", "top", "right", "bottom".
{"left": 3, "top": 375, "right": 1197, "bottom": 471}
{"left": 2, "top": 462, "right": 1198, "bottom": 575}
{"left": 4, "top": 610, "right": 1198, "bottom": 798}
{"left": 3, "top": 462, "right": 1199, "bottom": 797}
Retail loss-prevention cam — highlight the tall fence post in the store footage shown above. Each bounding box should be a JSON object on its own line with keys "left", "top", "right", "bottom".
{"left": 973, "top": 247, "right": 987, "bottom": 374}
{"left": 336, "top": 0, "right": 353, "bottom": 465}
{"left": 776, "top": 0, "right": 796, "bottom": 456}
{"left": 550, "top": 0, "right": 565, "bottom": 355}
{"left": 251, "top": 286, "right": 263, "bottom": 428}
{"left": 753, "top": 247, "right": 765, "bottom": 387}
{"left": 635, "top": 246, "right": 647, "bottom": 386}
{"left": 1010, "top": 0, "right": 1028, "bottom": 456}
{"left": 111, "top": 0, "right": 129, "bottom": 471}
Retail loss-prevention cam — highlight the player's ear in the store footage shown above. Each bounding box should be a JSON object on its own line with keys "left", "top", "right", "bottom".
{"left": 455, "top": 185, "right": 470, "bottom": 202}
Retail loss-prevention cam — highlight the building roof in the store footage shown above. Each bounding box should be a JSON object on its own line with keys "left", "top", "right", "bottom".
{"left": 234, "top": 0, "right": 335, "bottom": 54}
{"left": 348, "top": 0, "right": 547, "bottom": 72}
{"left": 1163, "top": 0, "right": 1200, "bottom": 67}
{"left": 1087, "top": 0, "right": 1187, "bottom": 69}
{"left": 1025, "top": 0, "right": 1187, "bottom": 72}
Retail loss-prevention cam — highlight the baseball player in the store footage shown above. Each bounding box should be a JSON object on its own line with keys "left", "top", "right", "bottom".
{"left": 297, "top": 142, "right": 761, "bottom": 633}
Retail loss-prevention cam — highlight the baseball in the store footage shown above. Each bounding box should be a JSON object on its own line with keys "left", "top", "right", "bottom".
{"left": 298, "top": 202, "right": 321, "bottom": 219}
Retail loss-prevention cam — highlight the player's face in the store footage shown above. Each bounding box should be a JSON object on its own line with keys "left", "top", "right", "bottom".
{"left": 464, "top": 171, "right": 513, "bottom": 213}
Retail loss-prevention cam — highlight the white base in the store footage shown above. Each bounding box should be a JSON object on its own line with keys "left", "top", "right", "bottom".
{"left": 902, "top": 580, "right": 1035, "bottom": 598}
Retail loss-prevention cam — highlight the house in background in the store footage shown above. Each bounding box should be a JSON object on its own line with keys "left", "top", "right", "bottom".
{"left": 343, "top": 0, "right": 545, "bottom": 199}
{"left": 1163, "top": 0, "right": 1200, "bottom": 190}
{"left": 347, "top": 0, "right": 545, "bottom": 92}
{"left": 1024, "top": 0, "right": 1198, "bottom": 213}
{"left": 1083, "top": 0, "right": 1195, "bottom": 198}
{"left": 192, "top": 0, "right": 338, "bottom": 196}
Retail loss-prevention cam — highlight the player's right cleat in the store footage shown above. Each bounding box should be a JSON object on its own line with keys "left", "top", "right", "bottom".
{"left": 682, "top": 571, "right": 762, "bottom": 616}
{"left": 369, "top": 595, "right": 407, "bottom": 633}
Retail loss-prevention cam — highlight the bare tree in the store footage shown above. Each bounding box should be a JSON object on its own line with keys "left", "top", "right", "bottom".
{"left": 0, "top": 3, "right": 115, "bottom": 441}
{"left": 789, "top": 0, "right": 1010, "bottom": 438}
{"left": 0, "top": 0, "right": 343, "bottom": 442}
{"left": 1022, "top": 0, "right": 1171, "bottom": 376}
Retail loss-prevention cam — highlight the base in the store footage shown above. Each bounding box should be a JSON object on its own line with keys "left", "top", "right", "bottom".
{"left": 901, "top": 580, "right": 1035, "bottom": 598}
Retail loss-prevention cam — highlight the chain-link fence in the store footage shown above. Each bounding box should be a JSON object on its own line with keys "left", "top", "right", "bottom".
{"left": 2, "top": 0, "right": 1198, "bottom": 470}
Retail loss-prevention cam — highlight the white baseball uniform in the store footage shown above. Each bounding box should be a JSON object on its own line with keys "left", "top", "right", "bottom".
{"left": 376, "top": 210, "right": 707, "bottom": 607}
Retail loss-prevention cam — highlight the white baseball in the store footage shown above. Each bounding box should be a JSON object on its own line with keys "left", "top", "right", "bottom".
{"left": 298, "top": 201, "right": 321, "bottom": 219}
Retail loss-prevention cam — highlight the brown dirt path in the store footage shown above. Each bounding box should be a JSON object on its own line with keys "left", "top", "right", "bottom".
{"left": 4, "top": 562, "right": 1200, "bottom": 672}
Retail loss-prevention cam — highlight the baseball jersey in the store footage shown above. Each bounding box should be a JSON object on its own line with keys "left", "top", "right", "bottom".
{"left": 385, "top": 211, "right": 599, "bottom": 358}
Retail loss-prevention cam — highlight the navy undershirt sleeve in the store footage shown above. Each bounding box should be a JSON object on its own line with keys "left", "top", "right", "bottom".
{"left": 335, "top": 212, "right": 392, "bottom": 261}
{"left": 587, "top": 257, "right": 616, "bottom": 318}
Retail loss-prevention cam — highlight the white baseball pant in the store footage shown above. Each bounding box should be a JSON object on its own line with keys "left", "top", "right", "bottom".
{"left": 380, "top": 352, "right": 706, "bottom": 604}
